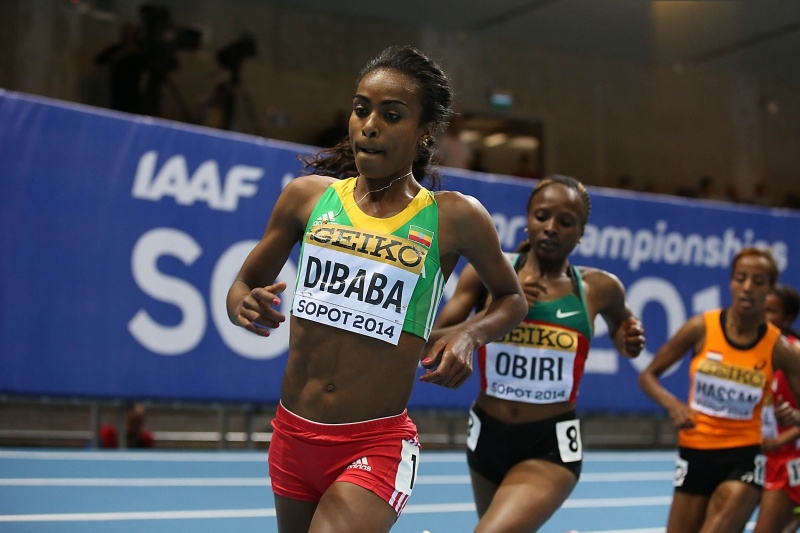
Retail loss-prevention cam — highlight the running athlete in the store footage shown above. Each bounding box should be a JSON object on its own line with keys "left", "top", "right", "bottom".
{"left": 226, "top": 45, "right": 527, "bottom": 533}
{"left": 429, "top": 175, "right": 646, "bottom": 532}
{"left": 755, "top": 284, "right": 800, "bottom": 533}
{"left": 639, "top": 248, "right": 800, "bottom": 533}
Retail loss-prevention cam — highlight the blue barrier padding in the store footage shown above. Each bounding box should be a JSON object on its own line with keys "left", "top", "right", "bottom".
{"left": 2, "top": 89, "right": 798, "bottom": 412}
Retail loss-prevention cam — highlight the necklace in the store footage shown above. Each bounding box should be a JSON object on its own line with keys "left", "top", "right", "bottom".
{"left": 352, "top": 170, "right": 413, "bottom": 207}
{"left": 331, "top": 170, "right": 413, "bottom": 220}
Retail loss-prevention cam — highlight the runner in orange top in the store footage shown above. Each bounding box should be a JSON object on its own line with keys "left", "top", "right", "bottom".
{"left": 639, "top": 247, "right": 800, "bottom": 533}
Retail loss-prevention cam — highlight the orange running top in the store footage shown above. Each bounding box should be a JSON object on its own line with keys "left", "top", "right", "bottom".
{"left": 679, "top": 309, "right": 779, "bottom": 450}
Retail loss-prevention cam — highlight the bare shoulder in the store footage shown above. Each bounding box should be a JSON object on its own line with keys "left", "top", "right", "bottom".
{"left": 434, "top": 190, "right": 489, "bottom": 225}
{"left": 261, "top": 174, "right": 339, "bottom": 237}
{"left": 578, "top": 266, "right": 624, "bottom": 293}
{"left": 433, "top": 190, "right": 494, "bottom": 254}
{"left": 774, "top": 334, "right": 800, "bottom": 360}
{"left": 578, "top": 265, "right": 620, "bottom": 282}
{"left": 680, "top": 313, "right": 707, "bottom": 338}
{"left": 433, "top": 189, "right": 482, "bottom": 209}
{"left": 277, "top": 174, "right": 337, "bottom": 211}
{"left": 284, "top": 174, "right": 337, "bottom": 196}
{"left": 435, "top": 191, "right": 501, "bottom": 271}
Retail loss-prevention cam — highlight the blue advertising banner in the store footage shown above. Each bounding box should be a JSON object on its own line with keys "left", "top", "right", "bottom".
{"left": 2, "top": 90, "right": 799, "bottom": 412}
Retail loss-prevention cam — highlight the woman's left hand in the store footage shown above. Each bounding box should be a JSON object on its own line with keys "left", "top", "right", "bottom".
{"left": 619, "top": 317, "right": 645, "bottom": 358}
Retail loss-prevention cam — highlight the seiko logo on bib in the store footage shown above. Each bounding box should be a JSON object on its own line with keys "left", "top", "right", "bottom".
{"left": 308, "top": 225, "right": 425, "bottom": 271}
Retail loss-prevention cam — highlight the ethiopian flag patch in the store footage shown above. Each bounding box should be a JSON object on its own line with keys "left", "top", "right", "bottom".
{"left": 408, "top": 225, "right": 434, "bottom": 248}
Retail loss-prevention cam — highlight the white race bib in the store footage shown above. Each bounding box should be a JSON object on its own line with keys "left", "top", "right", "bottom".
{"left": 293, "top": 225, "right": 426, "bottom": 344}
{"left": 483, "top": 321, "right": 578, "bottom": 404}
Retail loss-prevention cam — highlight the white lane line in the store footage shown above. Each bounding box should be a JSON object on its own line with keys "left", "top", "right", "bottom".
{"left": 0, "top": 471, "right": 672, "bottom": 486}
{"left": 0, "top": 496, "right": 672, "bottom": 522}
{"left": 0, "top": 478, "right": 272, "bottom": 487}
{"left": 0, "top": 509, "right": 276, "bottom": 522}
{"left": 582, "top": 452, "right": 677, "bottom": 462}
{"left": 0, "top": 450, "right": 267, "bottom": 462}
{"left": 561, "top": 496, "right": 671, "bottom": 508}
{"left": 571, "top": 529, "right": 665, "bottom": 533}
{"left": 580, "top": 472, "right": 672, "bottom": 482}
{"left": 0, "top": 449, "right": 678, "bottom": 463}
{"left": 417, "top": 451, "right": 678, "bottom": 463}
{"left": 576, "top": 521, "right": 755, "bottom": 533}
{"left": 391, "top": 472, "right": 672, "bottom": 484}
{"left": 403, "top": 503, "right": 476, "bottom": 514}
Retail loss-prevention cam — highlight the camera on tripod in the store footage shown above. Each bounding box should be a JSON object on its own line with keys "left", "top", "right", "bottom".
{"left": 136, "top": 3, "right": 202, "bottom": 117}
{"left": 138, "top": 3, "right": 201, "bottom": 77}
{"left": 216, "top": 34, "right": 257, "bottom": 84}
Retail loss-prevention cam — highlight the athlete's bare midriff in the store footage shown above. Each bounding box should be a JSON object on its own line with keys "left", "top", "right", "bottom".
{"left": 280, "top": 315, "right": 426, "bottom": 423}
{"left": 476, "top": 392, "right": 575, "bottom": 424}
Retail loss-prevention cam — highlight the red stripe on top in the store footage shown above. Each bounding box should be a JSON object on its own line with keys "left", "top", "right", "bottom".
{"left": 409, "top": 234, "right": 431, "bottom": 247}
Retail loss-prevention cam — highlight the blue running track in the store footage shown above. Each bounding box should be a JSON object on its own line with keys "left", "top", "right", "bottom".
{"left": 0, "top": 449, "right": 760, "bottom": 532}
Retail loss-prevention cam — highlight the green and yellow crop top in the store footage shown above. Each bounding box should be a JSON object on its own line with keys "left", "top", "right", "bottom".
{"left": 291, "top": 177, "right": 445, "bottom": 345}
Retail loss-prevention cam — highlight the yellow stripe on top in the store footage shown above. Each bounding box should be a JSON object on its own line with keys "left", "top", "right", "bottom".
{"left": 304, "top": 223, "right": 428, "bottom": 274}
{"left": 332, "top": 177, "right": 434, "bottom": 234}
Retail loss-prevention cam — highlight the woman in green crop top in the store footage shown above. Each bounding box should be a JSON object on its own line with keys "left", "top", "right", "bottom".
{"left": 226, "top": 45, "right": 527, "bottom": 533}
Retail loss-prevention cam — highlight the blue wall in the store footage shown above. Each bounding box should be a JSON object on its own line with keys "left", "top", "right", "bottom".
{"left": 2, "top": 90, "right": 798, "bottom": 412}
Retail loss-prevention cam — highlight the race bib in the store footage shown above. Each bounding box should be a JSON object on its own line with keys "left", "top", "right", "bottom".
{"left": 293, "top": 224, "right": 426, "bottom": 344}
{"left": 483, "top": 321, "right": 579, "bottom": 404}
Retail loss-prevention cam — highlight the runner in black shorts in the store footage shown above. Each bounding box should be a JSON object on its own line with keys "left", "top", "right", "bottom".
{"left": 430, "top": 176, "right": 645, "bottom": 532}
{"left": 466, "top": 403, "right": 582, "bottom": 485}
{"left": 674, "top": 445, "right": 764, "bottom": 496}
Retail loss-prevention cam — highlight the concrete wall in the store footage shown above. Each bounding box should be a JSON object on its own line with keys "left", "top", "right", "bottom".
{"left": 2, "top": 0, "right": 797, "bottom": 200}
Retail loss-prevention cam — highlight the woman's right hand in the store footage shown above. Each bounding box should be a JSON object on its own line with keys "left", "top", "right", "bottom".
{"left": 520, "top": 274, "right": 547, "bottom": 308}
{"left": 235, "top": 281, "right": 287, "bottom": 336}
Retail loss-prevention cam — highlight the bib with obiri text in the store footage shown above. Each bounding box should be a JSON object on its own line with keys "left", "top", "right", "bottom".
{"left": 483, "top": 320, "right": 580, "bottom": 404}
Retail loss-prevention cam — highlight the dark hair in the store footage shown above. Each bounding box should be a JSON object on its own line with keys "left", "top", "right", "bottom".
{"left": 299, "top": 45, "right": 454, "bottom": 188}
{"left": 527, "top": 174, "right": 592, "bottom": 226}
{"left": 772, "top": 284, "right": 800, "bottom": 324}
{"left": 730, "top": 247, "right": 780, "bottom": 286}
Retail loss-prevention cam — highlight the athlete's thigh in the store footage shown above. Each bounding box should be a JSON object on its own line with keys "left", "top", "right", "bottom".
{"left": 274, "top": 494, "right": 317, "bottom": 533}
{"left": 667, "top": 491, "right": 708, "bottom": 533}
{"left": 469, "top": 467, "right": 499, "bottom": 518}
{"left": 474, "top": 459, "right": 577, "bottom": 533}
{"left": 753, "top": 489, "right": 798, "bottom": 533}
{"left": 309, "top": 481, "right": 397, "bottom": 533}
{"left": 702, "top": 480, "right": 760, "bottom": 533}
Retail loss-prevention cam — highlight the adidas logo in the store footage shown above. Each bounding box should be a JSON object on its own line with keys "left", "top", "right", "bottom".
{"left": 313, "top": 210, "right": 337, "bottom": 226}
{"left": 347, "top": 456, "right": 372, "bottom": 472}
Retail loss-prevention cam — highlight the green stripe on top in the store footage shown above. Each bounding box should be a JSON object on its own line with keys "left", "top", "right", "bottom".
{"left": 510, "top": 253, "right": 594, "bottom": 340}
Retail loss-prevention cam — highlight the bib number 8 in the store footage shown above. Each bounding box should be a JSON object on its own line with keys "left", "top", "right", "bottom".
{"left": 555, "top": 419, "right": 582, "bottom": 463}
